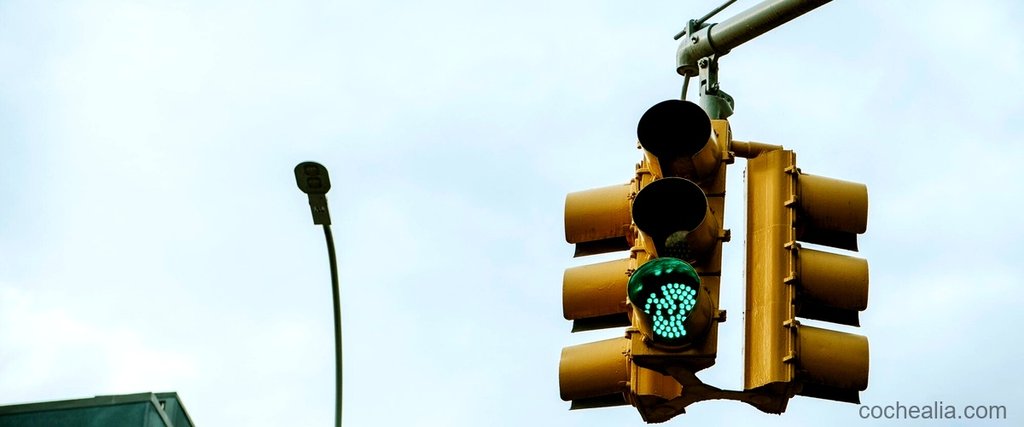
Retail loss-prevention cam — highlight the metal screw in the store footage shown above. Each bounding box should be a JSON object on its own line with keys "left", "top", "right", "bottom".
{"left": 698, "top": 58, "right": 709, "bottom": 68}
{"left": 691, "top": 35, "right": 699, "bottom": 44}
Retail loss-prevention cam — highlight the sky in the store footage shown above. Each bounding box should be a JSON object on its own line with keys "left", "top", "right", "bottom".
{"left": 1, "top": 0, "right": 1023, "bottom": 426}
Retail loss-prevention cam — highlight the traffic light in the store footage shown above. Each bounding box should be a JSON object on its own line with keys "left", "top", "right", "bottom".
{"left": 636, "top": 100, "right": 723, "bottom": 183}
{"left": 744, "top": 149, "right": 869, "bottom": 406}
{"left": 626, "top": 100, "right": 729, "bottom": 376}
{"left": 558, "top": 101, "right": 871, "bottom": 422}
{"left": 627, "top": 256, "right": 714, "bottom": 348}
{"left": 558, "top": 99, "right": 730, "bottom": 420}
{"left": 559, "top": 170, "right": 684, "bottom": 413}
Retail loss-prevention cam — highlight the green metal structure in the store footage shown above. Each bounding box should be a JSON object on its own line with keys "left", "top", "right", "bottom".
{"left": 0, "top": 392, "right": 194, "bottom": 427}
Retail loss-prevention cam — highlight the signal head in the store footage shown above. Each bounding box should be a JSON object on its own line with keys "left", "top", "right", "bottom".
{"left": 627, "top": 257, "right": 711, "bottom": 347}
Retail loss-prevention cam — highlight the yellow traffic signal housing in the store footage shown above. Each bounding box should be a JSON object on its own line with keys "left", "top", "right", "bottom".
{"left": 562, "top": 181, "right": 635, "bottom": 333}
{"left": 562, "top": 258, "right": 632, "bottom": 332}
{"left": 560, "top": 174, "right": 685, "bottom": 412}
{"left": 625, "top": 100, "right": 730, "bottom": 379}
{"left": 636, "top": 99, "right": 723, "bottom": 183}
{"left": 560, "top": 99, "right": 738, "bottom": 422}
{"left": 559, "top": 337, "right": 684, "bottom": 412}
{"left": 559, "top": 337, "right": 632, "bottom": 409}
{"left": 744, "top": 149, "right": 869, "bottom": 405}
{"left": 564, "top": 183, "right": 634, "bottom": 257}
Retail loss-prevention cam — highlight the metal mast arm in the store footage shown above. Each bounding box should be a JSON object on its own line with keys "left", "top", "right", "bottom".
{"left": 677, "top": 0, "right": 833, "bottom": 76}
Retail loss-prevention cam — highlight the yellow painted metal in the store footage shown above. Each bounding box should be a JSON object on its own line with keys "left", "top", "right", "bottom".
{"left": 627, "top": 116, "right": 728, "bottom": 376}
{"left": 559, "top": 162, "right": 648, "bottom": 412}
{"left": 745, "top": 149, "right": 870, "bottom": 404}
{"left": 636, "top": 100, "right": 722, "bottom": 181}
{"left": 730, "top": 139, "right": 784, "bottom": 159}
{"left": 631, "top": 365, "right": 684, "bottom": 423}
{"left": 632, "top": 365, "right": 683, "bottom": 401}
{"left": 796, "top": 325, "right": 869, "bottom": 403}
{"left": 562, "top": 258, "right": 631, "bottom": 331}
{"left": 632, "top": 116, "right": 727, "bottom": 261}
{"left": 689, "top": 118, "right": 728, "bottom": 367}
{"left": 689, "top": 131, "right": 723, "bottom": 183}
{"left": 796, "top": 174, "right": 868, "bottom": 251}
{"left": 796, "top": 248, "right": 868, "bottom": 326}
{"left": 798, "top": 174, "right": 867, "bottom": 234}
{"left": 707, "top": 119, "right": 732, "bottom": 195}
{"left": 618, "top": 117, "right": 731, "bottom": 423}
{"left": 744, "top": 149, "right": 797, "bottom": 393}
{"left": 559, "top": 337, "right": 631, "bottom": 407}
{"left": 564, "top": 183, "right": 634, "bottom": 257}
{"left": 631, "top": 177, "right": 720, "bottom": 264}
{"left": 559, "top": 105, "right": 742, "bottom": 422}
{"left": 639, "top": 151, "right": 663, "bottom": 188}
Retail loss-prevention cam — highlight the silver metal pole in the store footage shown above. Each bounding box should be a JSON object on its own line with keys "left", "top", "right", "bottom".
{"left": 677, "top": 0, "right": 833, "bottom": 76}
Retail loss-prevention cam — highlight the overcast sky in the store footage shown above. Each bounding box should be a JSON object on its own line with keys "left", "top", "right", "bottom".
{"left": 2, "top": 0, "right": 1022, "bottom": 426}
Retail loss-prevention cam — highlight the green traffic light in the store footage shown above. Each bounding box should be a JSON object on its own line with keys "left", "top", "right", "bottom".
{"left": 628, "top": 257, "right": 705, "bottom": 346}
